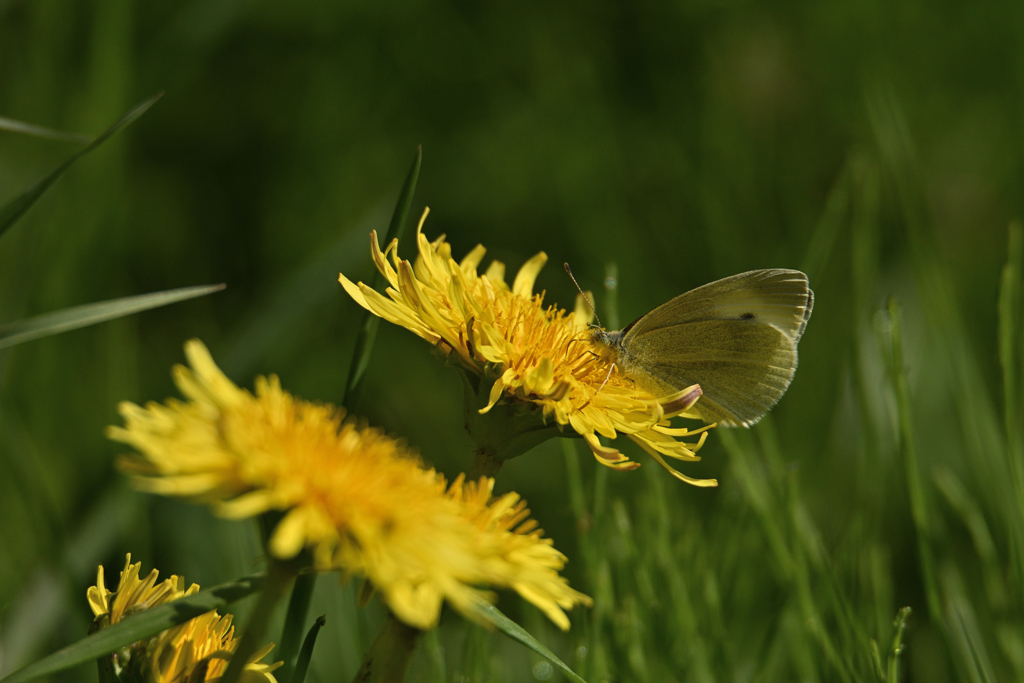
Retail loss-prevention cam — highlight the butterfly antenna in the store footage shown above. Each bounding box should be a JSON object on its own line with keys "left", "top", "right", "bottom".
{"left": 564, "top": 262, "right": 602, "bottom": 327}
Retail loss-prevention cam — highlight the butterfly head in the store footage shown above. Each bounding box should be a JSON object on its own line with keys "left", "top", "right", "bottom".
{"left": 588, "top": 326, "right": 626, "bottom": 365}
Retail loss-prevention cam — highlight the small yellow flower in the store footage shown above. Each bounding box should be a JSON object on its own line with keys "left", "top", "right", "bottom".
{"left": 108, "top": 342, "right": 590, "bottom": 631}
{"left": 87, "top": 554, "right": 196, "bottom": 627}
{"left": 88, "top": 554, "right": 281, "bottom": 683}
{"left": 339, "top": 210, "right": 715, "bottom": 485}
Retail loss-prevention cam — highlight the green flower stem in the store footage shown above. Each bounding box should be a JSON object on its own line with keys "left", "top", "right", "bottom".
{"left": 350, "top": 613, "right": 421, "bottom": 683}
{"left": 886, "top": 607, "right": 911, "bottom": 683}
{"left": 221, "top": 561, "right": 295, "bottom": 683}
{"left": 461, "top": 364, "right": 567, "bottom": 481}
{"left": 468, "top": 447, "right": 505, "bottom": 480}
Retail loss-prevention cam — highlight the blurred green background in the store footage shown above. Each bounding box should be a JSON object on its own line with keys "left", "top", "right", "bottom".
{"left": 1, "top": 1, "right": 1023, "bottom": 681}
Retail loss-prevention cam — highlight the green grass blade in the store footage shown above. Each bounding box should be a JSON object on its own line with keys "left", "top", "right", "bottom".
{"left": 886, "top": 297, "right": 942, "bottom": 622}
{"left": 276, "top": 573, "right": 317, "bottom": 683}
{"left": 288, "top": 614, "right": 325, "bottom": 683}
{"left": 462, "top": 621, "right": 492, "bottom": 681}
{"left": 719, "top": 430, "right": 793, "bottom": 577}
{"left": 421, "top": 629, "right": 447, "bottom": 683}
{"left": 933, "top": 468, "right": 1000, "bottom": 579}
{"left": 0, "top": 486, "right": 142, "bottom": 677}
{"left": 474, "top": 604, "right": 588, "bottom": 683}
{"left": 218, "top": 206, "right": 384, "bottom": 378}
{"left": 0, "top": 575, "right": 265, "bottom": 683}
{"left": 0, "top": 116, "right": 93, "bottom": 144}
{"left": 943, "top": 579, "right": 997, "bottom": 683}
{"left": 0, "top": 284, "right": 225, "bottom": 350}
{"left": 800, "top": 159, "right": 850, "bottom": 285}
{"left": 381, "top": 145, "right": 423, "bottom": 261}
{"left": 886, "top": 608, "right": 910, "bottom": 683}
{"left": 561, "top": 440, "right": 590, "bottom": 532}
{"left": 0, "top": 93, "right": 163, "bottom": 239}
{"left": 999, "top": 223, "right": 1024, "bottom": 516}
{"left": 220, "top": 564, "right": 294, "bottom": 683}
{"left": 868, "top": 85, "right": 1012, "bottom": 545}
{"left": 849, "top": 154, "right": 883, "bottom": 488}
{"left": 342, "top": 145, "right": 422, "bottom": 408}
{"left": 869, "top": 639, "right": 883, "bottom": 681}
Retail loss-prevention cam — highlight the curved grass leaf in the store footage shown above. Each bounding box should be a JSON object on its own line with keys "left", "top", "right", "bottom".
{"left": 275, "top": 573, "right": 317, "bottom": 683}
{"left": 0, "top": 284, "right": 225, "bottom": 350}
{"left": 0, "top": 575, "right": 265, "bottom": 683}
{"left": 886, "top": 297, "right": 942, "bottom": 623}
{"left": 999, "top": 223, "right": 1024, "bottom": 524}
{"left": 288, "top": 614, "right": 326, "bottom": 683}
{"left": 219, "top": 209, "right": 381, "bottom": 378}
{"left": 474, "top": 604, "right": 588, "bottom": 683}
{"left": 0, "top": 93, "right": 163, "bottom": 239}
{"left": 0, "top": 116, "right": 93, "bottom": 144}
{"left": 342, "top": 144, "right": 421, "bottom": 407}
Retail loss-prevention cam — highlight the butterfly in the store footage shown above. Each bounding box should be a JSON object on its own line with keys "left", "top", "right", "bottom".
{"left": 588, "top": 269, "right": 813, "bottom": 427}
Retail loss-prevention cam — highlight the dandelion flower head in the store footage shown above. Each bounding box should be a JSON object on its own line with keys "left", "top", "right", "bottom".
{"left": 88, "top": 554, "right": 280, "bottom": 683}
{"left": 339, "top": 210, "right": 716, "bottom": 485}
{"left": 108, "top": 341, "right": 590, "bottom": 630}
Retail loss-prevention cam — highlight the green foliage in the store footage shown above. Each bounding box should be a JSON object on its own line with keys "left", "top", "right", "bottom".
{"left": 0, "top": 94, "right": 160, "bottom": 238}
{"left": 0, "top": 284, "right": 224, "bottom": 350}
{"left": 473, "top": 605, "right": 586, "bottom": 683}
{"left": 1, "top": 1, "right": 1022, "bottom": 681}
{"left": 290, "top": 615, "right": 326, "bottom": 683}
{"left": 343, "top": 145, "right": 421, "bottom": 410}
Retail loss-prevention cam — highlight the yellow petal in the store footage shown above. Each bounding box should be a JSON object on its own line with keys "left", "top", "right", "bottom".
{"left": 630, "top": 436, "right": 717, "bottom": 487}
{"left": 574, "top": 293, "right": 596, "bottom": 326}
{"left": 269, "top": 507, "right": 313, "bottom": 559}
{"left": 216, "top": 490, "right": 279, "bottom": 519}
{"left": 582, "top": 433, "right": 632, "bottom": 467}
{"left": 460, "top": 244, "right": 487, "bottom": 273}
{"left": 660, "top": 384, "right": 703, "bottom": 417}
{"left": 524, "top": 357, "right": 555, "bottom": 395}
{"left": 480, "top": 369, "right": 516, "bottom": 414}
{"left": 338, "top": 272, "right": 370, "bottom": 309}
{"left": 484, "top": 260, "right": 506, "bottom": 283}
{"left": 512, "top": 252, "right": 548, "bottom": 298}
{"left": 369, "top": 231, "right": 401, "bottom": 290}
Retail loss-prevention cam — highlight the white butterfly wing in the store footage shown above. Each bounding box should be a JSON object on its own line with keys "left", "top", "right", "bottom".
{"left": 618, "top": 269, "right": 813, "bottom": 426}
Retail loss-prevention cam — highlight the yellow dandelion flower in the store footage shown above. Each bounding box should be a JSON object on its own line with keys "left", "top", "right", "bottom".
{"left": 87, "top": 553, "right": 196, "bottom": 628}
{"left": 108, "top": 341, "right": 590, "bottom": 631}
{"left": 338, "top": 209, "right": 715, "bottom": 485}
{"left": 88, "top": 554, "right": 281, "bottom": 683}
{"left": 146, "top": 613, "right": 279, "bottom": 683}
{"left": 446, "top": 476, "right": 589, "bottom": 630}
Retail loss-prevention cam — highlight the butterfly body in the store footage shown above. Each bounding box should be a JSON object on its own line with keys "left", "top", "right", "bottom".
{"left": 589, "top": 269, "right": 813, "bottom": 427}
